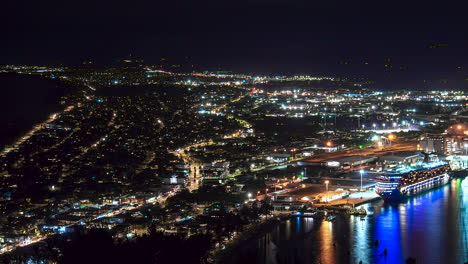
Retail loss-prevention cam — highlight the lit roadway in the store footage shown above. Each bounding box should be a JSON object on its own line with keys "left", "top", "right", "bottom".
{"left": 245, "top": 141, "right": 418, "bottom": 177}
{"left": 212, "top": 93, "right": 249, "bottom": 113}
{"left": 172, "top": 91, "right": 253, "bottom": 191}
{"left": 0, "top": 76, "right": 250, "bottom": 254}
{"left": 173, "top": 129, "right": 243, "bottom": 192}
{"left": 302, "top": 141, "right": 418, "bottom": 163}
{"left": 1, "top": 105, "right": 75, "bottom": 158}
{"left": 0, "top": 193, "right": 171, "bottom": 255}
{"left": 0, "top": 119, "right": 169, "bottom": 255}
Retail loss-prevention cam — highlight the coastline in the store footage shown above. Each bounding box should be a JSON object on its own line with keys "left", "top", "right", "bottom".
{"left": 211, "top": 214, "right": 292, "bottom": 263}
{"left": 0, "top": 73, "right": 73, "bottom": 150}
{"left": 212, "top": 193, "right": 381, "bottom": 263}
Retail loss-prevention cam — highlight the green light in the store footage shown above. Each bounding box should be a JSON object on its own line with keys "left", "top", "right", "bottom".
{"left": 359, "top": 145, "right": 363, "bottom": 149}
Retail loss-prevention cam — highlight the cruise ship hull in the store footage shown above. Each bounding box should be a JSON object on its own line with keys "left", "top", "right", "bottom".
{"left": 377, "top": 173, "right": 450, "bottom": 202}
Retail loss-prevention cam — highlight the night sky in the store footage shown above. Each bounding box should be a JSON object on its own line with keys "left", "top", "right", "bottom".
{"left": 3, "top": 1, "right": 468, "bottom": 89}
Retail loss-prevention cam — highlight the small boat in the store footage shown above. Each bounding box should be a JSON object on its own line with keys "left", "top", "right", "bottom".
{"left": 347, "top": 207, "right": 367, "bottom": 215}
{"left": 357, "top": 208, "right": 367, "bottom": 215}
{"left": 326, "top": 215, "right": 336, "bottom": 221}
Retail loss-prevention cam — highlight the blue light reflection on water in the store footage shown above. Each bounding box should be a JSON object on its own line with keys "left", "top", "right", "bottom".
{"left": 229, "top": 178, "right": 468, "bottom": 264}
{"left": 374, "top": 197, "right": 407, "bottom": 263}
{"left": 368, "top": 181, "right": 468, "bottom": 263}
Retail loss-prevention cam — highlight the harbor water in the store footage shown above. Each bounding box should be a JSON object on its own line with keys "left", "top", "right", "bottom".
{"left": 231, "top": 178, "right": 468, "bottom": 264}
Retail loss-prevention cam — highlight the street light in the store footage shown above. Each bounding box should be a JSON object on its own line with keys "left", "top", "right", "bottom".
{"left": 388, "top": 134, "right": 395, "bottom": 146}
{"left": 247, "top": 193, "right": 252, "bottom": 199}
{"left": 324, "top": 180, "right": 330, "bottom": 192}
{"left": 359, "top": 169, "right": 364, "bottom": 191}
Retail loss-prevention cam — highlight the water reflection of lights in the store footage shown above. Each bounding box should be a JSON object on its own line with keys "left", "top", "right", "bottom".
{"left": 239, "top": 179, "right": 468, "bottom": 264}
{"left": 303, "top": 217, "right": 314, "bottom": 232}
{"left": 398, "top": 203, "right": 408, "bottom": 256}
{"left": 319, "top": 220, "right": 334, "bottom": 264}
{"left": 352, "top": 214, "right": 371, "bottom": 263}
{"left": 398, "top": 204, "right": 406, "bottom": 212}
{"left": 285, "top": 219, "right": 291, "bottom": 240}
{"left": 459, "top": 179, "right": 468, "bottom": 260}
{"left": 374, "top": 202, "right": 405, "bottom": 263}
{"left": 296, "top": 217, "right": 301, "bottom": 233}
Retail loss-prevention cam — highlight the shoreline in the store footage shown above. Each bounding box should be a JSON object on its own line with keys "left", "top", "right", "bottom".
{"left": 0, "top": 73, "right": 77, "bottom": 150}
{"left": 211, "top": 193, "right": 382, "bottom": 263}
{"left": 211, "top": 215, "right": 292, "bottom": 263}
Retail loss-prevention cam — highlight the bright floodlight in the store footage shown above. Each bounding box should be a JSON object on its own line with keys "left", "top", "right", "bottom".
{"left": 359, "top": 169, "right": 364, "bottom": 174}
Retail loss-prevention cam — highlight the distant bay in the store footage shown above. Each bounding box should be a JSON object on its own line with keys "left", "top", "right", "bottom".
{"left": 0, "top": 73, "right": 68, "bottom": 149}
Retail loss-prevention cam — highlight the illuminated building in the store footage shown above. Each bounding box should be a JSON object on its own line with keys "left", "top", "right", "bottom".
{"left": 420, "top": 137, "right": 445, "bottom": 154}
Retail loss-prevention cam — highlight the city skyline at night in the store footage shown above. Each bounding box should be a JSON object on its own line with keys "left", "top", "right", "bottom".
{"left": 1, "top": 1, "right": 468, "bottom": 264}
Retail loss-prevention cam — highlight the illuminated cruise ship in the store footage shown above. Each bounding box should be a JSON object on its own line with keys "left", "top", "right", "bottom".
{"left": 375, "top": 156, "right": 451, "bottom": 201}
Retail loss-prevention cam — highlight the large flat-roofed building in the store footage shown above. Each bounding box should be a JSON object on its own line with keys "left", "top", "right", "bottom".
{"left": 379, "top": 151, "right": 423, "bottom": 164}
{"left": 420, "top": 137, "right": 445, "bottom": 154}
{"left": 325, "top": 155, "right": 377, "bottom": 168}
{"left": 419, "top": 124, "right": 468, "bottom": 154}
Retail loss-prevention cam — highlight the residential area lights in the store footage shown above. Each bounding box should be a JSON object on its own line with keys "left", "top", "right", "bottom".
{"left": 0, "top": 63, "right": 467, "bottom": 261}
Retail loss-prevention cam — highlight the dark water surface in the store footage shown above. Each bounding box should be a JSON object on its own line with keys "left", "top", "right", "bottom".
{"left": 0, "top": 73, "right": 67, "bottom": 149}
{"left": 232, "top": 178, "right": 468, "bottom": 264}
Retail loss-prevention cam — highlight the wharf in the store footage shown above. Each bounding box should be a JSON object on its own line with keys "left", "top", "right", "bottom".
{"left": 316, "top": 191, "right": 381, "bottom": 208}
